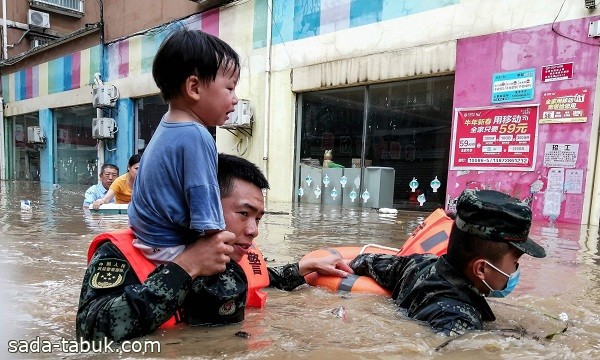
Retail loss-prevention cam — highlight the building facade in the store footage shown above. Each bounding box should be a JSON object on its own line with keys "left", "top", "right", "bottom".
{"left": 2, "top": 0, "right": 600, "bottom": 225}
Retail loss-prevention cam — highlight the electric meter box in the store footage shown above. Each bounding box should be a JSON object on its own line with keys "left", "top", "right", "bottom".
{"left": 92, "top": 117, "right": 116, "bottom": 139}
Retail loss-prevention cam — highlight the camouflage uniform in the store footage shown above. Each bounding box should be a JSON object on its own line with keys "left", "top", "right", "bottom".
{"left": 77, "top": 242, "right": 306, "bottom": 342}
{"left": 349, "top": 253, "right": 495, "bottom": 336}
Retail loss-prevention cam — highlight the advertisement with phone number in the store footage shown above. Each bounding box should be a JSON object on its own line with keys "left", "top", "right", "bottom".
{"left": 450, "top": 105, "right": 539, "bottom": 171}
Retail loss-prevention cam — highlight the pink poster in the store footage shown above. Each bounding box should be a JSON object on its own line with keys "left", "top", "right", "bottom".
{"left": 451, "top": 105, "right": 538, "bottom": 171}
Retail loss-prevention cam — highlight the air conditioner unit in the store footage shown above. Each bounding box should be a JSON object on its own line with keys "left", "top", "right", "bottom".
{"left": 27, "top": 126, "right": 45, "bottom": 143}
{"left": 92, "top": 84, "right": 119, "bottom": 108}
{"left": 585, "top": 0, "right": 596, "bottom": 9}
{"left": 223, "top": 99, "right": 252, "bottom": 127}
{"left": 28, "top": 9, "right": 50, "bottom": 29}
{"left": 92, "top": 118, "right": 116, "bottom": 139}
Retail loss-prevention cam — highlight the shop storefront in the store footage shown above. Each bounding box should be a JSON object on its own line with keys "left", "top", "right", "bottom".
{"left": 296, "top": 75, "right": 454, "bottom": 211}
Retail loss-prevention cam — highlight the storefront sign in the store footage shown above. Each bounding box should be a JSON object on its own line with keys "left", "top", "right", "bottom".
{"left": 540, "top": 87, "right": 589, "bottom": 124}
{"left": 541, "top": 62, "right": 573, "bottom": 82}
{"left": 492, "top": 68, "right": 535, "bottom": 103}
{"left": 451, "top": 105, "right": 538, "bottom": 171}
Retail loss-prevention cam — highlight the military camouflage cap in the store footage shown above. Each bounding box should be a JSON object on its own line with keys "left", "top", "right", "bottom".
{"left": 455, "top": 189, "right": 546, "bottom": 258}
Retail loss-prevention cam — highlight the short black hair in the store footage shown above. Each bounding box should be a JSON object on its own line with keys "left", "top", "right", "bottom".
{"left": 100, "top": 163, "right": 119, "bottom": 174}
{"left": 128, "top": 154, "right": 141, "bottom": 167}
{"left": 217, "top": 153, "right": 269, "bottom": 198}
{"left": 445, "top": 223, "right": 512, "bottom": 272}
{"left": 152, "top": 27, "right": 240, "bottom": 101}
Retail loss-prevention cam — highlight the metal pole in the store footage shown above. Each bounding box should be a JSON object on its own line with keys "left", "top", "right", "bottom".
{"left": 2, "top": 0, "right": 8, "bottom": 59}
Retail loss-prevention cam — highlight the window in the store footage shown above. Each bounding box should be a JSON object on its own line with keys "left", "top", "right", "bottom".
{"left": 29, "top": 0, "right": 84, "bottom": 17}
{"left": 54, "top": 106, "right": 97, "bottom": 184}
{"left": 297, "top": 76, "right": 454, "bottom": 211}
{"left": 6, "top": 113, "right": 41, "bottom": 180}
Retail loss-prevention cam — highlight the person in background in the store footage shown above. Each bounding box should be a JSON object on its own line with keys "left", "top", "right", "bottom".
{"left": 91, "top": 154, "right": 140, "bottom": 209}
{"left": 349, "top": 189, "right": 546, "bottom": 336}
{"left": 83, "top": 163, "right": 119, "bottom": 208}
{"left": 76, "top": 154, "right": 352, "bottom": 341}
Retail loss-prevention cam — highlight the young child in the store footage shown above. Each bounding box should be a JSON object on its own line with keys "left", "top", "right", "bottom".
{"left": 128, "top": 28, "right": 239, "bottom": 263}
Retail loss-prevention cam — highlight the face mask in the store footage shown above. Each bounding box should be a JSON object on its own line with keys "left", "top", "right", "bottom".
{"left": 481, "top": 260, "right": 520, "bottom": 298}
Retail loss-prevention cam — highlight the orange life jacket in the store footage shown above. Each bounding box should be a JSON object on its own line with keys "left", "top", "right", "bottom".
{"left": 87, "top": 228, "right": 270, "bottom": 327}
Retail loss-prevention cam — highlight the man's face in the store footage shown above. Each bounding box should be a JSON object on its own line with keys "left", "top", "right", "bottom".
{"left": 221, "top": 179, "right": 265, "bottom": 263}
{"left": 99, "top": 168, "right": 118, "bottom": 190}
{"left": 481, "top": 247, "right": 522, "bottom": 292}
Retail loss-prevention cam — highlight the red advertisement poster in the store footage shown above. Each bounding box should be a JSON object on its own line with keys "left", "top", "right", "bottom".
{"left": 541, "top": 62, "right": 573, "bottom": 82}
{"left": 540, "top": 87, "right": 589, "bottom": 124}
{"left": 451, "top": 105, "right": 538, "bottom": 171}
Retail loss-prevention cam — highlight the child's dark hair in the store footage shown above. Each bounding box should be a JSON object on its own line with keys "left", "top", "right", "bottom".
{"left": 128, "top": 154, "right": 141, "bottom": 167}
{"left": 152, "top": 28, "right": 240, "bottom": 101}
{"left": 217, "top": 153, "right": 269, "bottom": 198}
{"left": 445, "top": 223, "right": 511, "bottom": 272}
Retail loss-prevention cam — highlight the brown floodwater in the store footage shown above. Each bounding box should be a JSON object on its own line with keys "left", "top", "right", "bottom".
{"left": 1, "top": 180, "right": 600, "bottom": 359}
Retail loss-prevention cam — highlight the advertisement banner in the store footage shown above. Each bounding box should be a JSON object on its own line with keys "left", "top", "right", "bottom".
{"left": 540, "top": 87, "right": 589, "bottom": 124}
{"left": 541, "top": 62, "right": 574, "bottom": 82}
{"left": 492, "top": 68, "right": 535, "bottom": 103}
{"left": 451, "top": 105, "right": 538, "bottom": 171}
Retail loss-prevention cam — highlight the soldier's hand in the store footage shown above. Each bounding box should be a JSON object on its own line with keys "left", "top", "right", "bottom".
{"left": 298, "top": 254, "right": 355, "bottom": 277}
{"left": 173, "top": 230, "right": 235, "bottom": 279}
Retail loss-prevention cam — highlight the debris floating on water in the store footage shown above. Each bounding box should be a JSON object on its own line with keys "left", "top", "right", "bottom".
{"left": 559, "top": 312, "right": 568, "bottom": 322}
{"left": 378, "top": 208, "right": 398, "bottom": 214}
{"left": 20, "top": 200, "right": 32, "bottom": 211}
{"left": 235, "top": 331, "right": 251, "bottom": 339}
{"left": 331, "top": 306, "right": 347, "bottom": 321}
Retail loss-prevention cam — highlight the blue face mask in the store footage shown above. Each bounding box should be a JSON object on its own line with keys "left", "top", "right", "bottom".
{"left": 482, "top": 261, "right": 520, "bottom": 298}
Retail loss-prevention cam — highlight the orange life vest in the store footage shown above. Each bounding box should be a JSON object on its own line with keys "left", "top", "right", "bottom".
{"left": 87, "top": 228, "right": 270, "bottom": 327}
{"left": 303, "top": 208, "right": 452, "bottom": 296}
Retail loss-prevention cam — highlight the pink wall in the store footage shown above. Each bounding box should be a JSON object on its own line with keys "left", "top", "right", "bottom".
{"left": 449, "top": 17, "right": 600, "bottom": 223}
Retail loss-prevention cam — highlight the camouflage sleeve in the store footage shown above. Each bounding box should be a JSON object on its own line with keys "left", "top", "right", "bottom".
{"left": 76, "top": 242, "right": 192, "bottom": 342}
{"left": 412, "top": 298, "right": 483, "bottom": 336}
{"left": 349, "top": 254, "right": 417, "bottom": 290}
{"left": 267, "top": 263, "right": 306, "bottom": 291}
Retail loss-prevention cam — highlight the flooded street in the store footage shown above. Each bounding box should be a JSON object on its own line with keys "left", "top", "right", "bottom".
{"left": 1, "top": 180, "right": 600, "bottom": 359}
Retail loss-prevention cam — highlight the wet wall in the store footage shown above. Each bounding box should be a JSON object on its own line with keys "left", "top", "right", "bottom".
{"left": 449, "top": 16, "right": 600, "bottom": 224}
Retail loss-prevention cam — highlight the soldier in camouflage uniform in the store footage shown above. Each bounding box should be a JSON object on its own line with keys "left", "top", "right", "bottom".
{"left": 77, "top": 154, "right": 352, "bottom": 342}
{"left": 349, "top": 189, "right": 546, "bottom": 336}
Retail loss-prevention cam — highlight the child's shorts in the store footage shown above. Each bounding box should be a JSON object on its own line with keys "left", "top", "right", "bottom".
{"left": 132, "top": 238, "right": 186, "bottom": 264}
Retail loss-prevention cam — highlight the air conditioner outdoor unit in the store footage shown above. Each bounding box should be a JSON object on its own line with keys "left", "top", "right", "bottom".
{"left": 92, "top": 84, "right": 119, "bottom": 108}
{"left": 585, "top": 0, "right": 596, "bottom": 9}
{"left": 28, "top": 9, "right": 50, "bottom": 29}
{"left": 223, "top": 99, "right": 252, "bottom": 127}
{"left": 31, "top": 38, "right": 51, "bottom": 49}
{"left": 92, "top": 118, "right": 116, "bottom": 139}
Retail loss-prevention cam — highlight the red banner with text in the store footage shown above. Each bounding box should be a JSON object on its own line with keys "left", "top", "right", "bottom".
{"left": 451, "top": 105, "right": 538, "bottom": 171}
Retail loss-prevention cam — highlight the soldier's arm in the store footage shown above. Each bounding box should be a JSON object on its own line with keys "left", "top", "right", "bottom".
{"left": 412, "top": 299, "right": 483, "bottom": 336}
{"left": 267, "top": 263, "right": 306, "bottom": 291}
{"left": 349, "top": 254, "right": 425, "bottom": 289}
{"left": 76, "top": 242, "right": 192, "bottom": 342}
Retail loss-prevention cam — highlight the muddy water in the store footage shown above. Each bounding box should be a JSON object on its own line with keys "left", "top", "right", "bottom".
{"left": 1, "top": 180, "right": 600, "bottom": 359}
